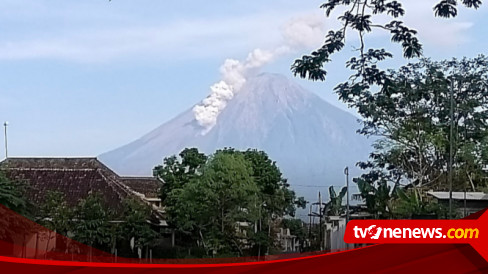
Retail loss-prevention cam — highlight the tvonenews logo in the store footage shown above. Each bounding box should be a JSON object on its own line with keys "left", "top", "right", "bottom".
{"left": 353, "top": 225, "right": 479, "bottom": 240}
{"left": 343, "top": 213, "right": 488, "bottom": 261}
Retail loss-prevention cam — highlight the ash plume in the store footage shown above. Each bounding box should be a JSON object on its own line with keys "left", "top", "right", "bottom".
{"left": 192, "top": 15, "right": 325, "bottom": 134}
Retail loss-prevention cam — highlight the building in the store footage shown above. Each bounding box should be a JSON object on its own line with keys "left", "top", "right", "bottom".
{"left": 0, "top": 157, "right": 165, "bottom": 220}
{"left": 0, "top": 157, "right": 167, "bottom": 258}
{"left": 427, "top": 191, "right": 488, "bottom": 217}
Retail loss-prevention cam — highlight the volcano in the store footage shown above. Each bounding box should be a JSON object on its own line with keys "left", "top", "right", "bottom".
{"left": 99, "top": 73, "right": 372, "bottom": 203}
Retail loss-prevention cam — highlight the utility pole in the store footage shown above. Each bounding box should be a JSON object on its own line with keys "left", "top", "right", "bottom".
{"left": 318, "top": 191, "right": 323, "bottom": 251}
{"left": 344, "top": 167, "right": 350, "bottom": 224}
{"left": 449, "top": 78, "right": 454, "bottom": 219}
{"left": 309, "top": 203, "right": 312, "bottom": 239}
{"left": 3, "top": 121, "right": 8, "bottom": 159}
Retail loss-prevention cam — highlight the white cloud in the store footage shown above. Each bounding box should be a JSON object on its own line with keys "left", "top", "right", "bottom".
{"left": 0, "top": 4, "right": 326, "bottom": 63}
{"left": 401, "top": 0, "right": 477, "bottom": 49}
{"left": 0, "top": 17, "right": 278, "bottom": 62}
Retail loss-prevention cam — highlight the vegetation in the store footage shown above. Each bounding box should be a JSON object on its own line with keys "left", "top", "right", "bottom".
{"left": 72, "top": 193, "right": 112, "bottom": 255}
{"left": 292, "top": 0, "right": 482, "bottom": 82}
{"left": 351, "top": 56, "right": 488, "bottom": 217}
{"left": 118, "top": 198, "right": 157, "bottom": 255}
{"left": 0, "top": 172, "right": 30, "bottom": 216}
{"left": 291, "top": 1, "right": 487, "bottom": 220}
{"left": 0, "top": 172, "right": 33, "bottom": 244}
{"left": 324, "top": 186, "right": 347, "bottom": 216}
{"left": 155, "top": 148, "right": 307, "bottom": 257}
{"left": 39, "top": 191, "right": 73, "bottom": 237}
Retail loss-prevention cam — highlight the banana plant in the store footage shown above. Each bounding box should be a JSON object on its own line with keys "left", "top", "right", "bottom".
{"left": 324, "top": 186, "right": 347, "bottom": 216}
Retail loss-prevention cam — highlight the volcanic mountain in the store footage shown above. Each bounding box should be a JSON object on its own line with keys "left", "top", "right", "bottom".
{"left": 99, "top": 73, "right": 372, "bottom": 202}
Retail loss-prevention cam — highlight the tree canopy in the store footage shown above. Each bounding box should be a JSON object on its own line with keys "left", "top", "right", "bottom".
{"left": 354, "top": 56, "right": 488, "bottom": 217}
{"left": 292, "top": 0, "right": 483, "bottom": 83}
{"left": 0, "top": 172, "right": 30, "bottom": 216}
{"left": 155, "top": 148, "right": 306, "bottom": 256}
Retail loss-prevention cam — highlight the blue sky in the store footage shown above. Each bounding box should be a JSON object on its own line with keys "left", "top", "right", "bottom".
{"left": 0, "top": 0, "right": 487, "bottom": 157}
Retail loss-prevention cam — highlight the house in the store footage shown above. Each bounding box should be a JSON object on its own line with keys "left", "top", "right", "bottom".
{"left": 276, "top": 227, "right": 300, "bottom": 253}
{"left": 0, "top": 157, "right": 165, "bottom": 219}
{"left": 0, "top": 157, "right": 167, "bottom": 258}
{"left": 119, "top": 176, "right": 164, "bottom": 210}
{"left": 427, "top": 191, "right": 488, "bottom": 217}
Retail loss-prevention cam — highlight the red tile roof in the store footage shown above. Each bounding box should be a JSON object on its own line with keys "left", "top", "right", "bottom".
{"left": 0, "top": 158, "right": 161, "bottom": 213}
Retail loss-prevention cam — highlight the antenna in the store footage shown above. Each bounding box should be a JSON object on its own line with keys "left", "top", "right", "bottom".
{"left": 3, "top": 121, "right": 8, "bottom": 159}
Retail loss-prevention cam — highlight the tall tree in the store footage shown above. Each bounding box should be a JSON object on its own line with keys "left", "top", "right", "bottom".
{"left": 72, "top": 192, "right": 112, "bottom": 256}
{"left": 154, "top": 147, "right": 207, "bottom": 204}
{"left": 38, "top": 191, "right": 73, "bottom": 255}
{"left": 166, "top": 150, "right": 258, "bottom": 256}
{"left": 118, "top": 198, "right": 157, "bottom": 256}
{"left": 161, "top": 148, "right": 306, "bottom": 256}
{"left": 39, "top": 191, "right": 73, "bottom": 237}
{"left": 354, "top": 56, "right": 488, "bottom": 215}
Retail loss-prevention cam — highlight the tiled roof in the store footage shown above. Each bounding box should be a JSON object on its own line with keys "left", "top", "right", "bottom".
{"left": 120, "top": 177, "right": 161, "bottom": 199}
{"left": 1, "top": 157, "right": 103, "bottom": 170}
{"left": 0, "top": 157, "right": 161, "bottom": 214}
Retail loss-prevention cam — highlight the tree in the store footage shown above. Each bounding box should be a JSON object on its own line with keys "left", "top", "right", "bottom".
{"left": 0, "top": 172, "right": 33, "bottom": 252}
{"left": 118, "top": 198, "right": 157, "bottom": 257}
{"left": 38, "top": 191, "right": 73, "bottom": 256}
{"left": 324, "top": 186, "right": 347, "bottom": 216}
{"left": 281, "top": 218, "right": 307, "bottom": 251}
{"left": 292, "top": 0, "right": 482, "bottom": 83}
{"left": 0, "top": 172, "right": 30, "bottom": 215}
{"left": 392, "top": 187, "right": 446, "bottom": 219}
{"left": 241, "top": 149, "right": 307, "bottom": 218}
{"left": 154, "top": 147, "right": 207, "bottom": 204}
{"left": 161, "top": 148, "right": 306, "bottom": 257}
{"left": 166, "top": 150, "right": 258, "bottom": 256}
{"left": 39, "top": 191, "right": 73, "bottom": 236}
{"left": 72, "top": 192, "right": 112, "bottom": 258}
{"left": 355, "top": 176, "right": 395, "bottom": 218}
{"left": 354, "top": 56, "right": 488, "bottom": 216}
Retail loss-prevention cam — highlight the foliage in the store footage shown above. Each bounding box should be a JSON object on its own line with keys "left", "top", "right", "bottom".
{"left": 235, "top": 148, "right": 307, "bottom": 218}
{"left": 0, "top": 172, "right": 34, "bottom": 243}
{"left": 392, "top": 187, "right": 446, "bottom": 219}
{"left": 356, "top": 57, "right": 488, "bottom": 192}
{"left": 0, "top": 172, "right": 30, "bottom": 216}
{"left": 352, "top": 56, "right": 488, "bottom": 216}
{"left": 166, "top": 150, "right": 258, "bottom": 256}
{"left": 324, "top": 186, "right": 347, "bottom": 216}
{"left": 154, "top": 148, "right": 207, "bottom": 204}
{"left": 160, "top": 147, "right": 306, "bottom": 256}
{"left": 281, "top": 218, "right": 307, "bottom": 249}
{"left": 292, "top": 0, "right": 482, "bottom": 82}
{"left": 39, "top": 191, "right": 73, "bottom": 236}
{"left": 355, "top": 177, "right": 395, "bottom": 218}
{"left": 72, "top": 192, "right": 112, "bottom": 250}
{"left": 118, "top": 198, "right": 157, "bottom": 252}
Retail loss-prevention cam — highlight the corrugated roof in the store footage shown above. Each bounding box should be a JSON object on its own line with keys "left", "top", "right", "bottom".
{"left": 427, "top": 191, "right": 488, "bottom": 201}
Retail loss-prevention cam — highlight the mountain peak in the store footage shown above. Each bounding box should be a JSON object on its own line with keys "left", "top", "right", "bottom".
{"left": 228, "top": 72, "right": 314, "bottom": 114}
{"left": 99, "top": 73, "right": 372, "bottom": 204}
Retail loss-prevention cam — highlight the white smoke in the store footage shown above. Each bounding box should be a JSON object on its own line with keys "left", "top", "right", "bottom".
{"left": 282, "top": 14, "right": 327, "bottom": 49}
{"left": 193, "top": 15, "right": 325, "bottom": 134}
